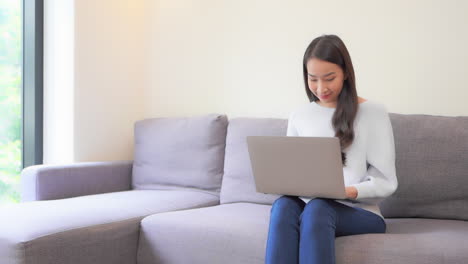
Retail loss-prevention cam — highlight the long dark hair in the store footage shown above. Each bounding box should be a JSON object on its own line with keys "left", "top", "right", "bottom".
{"left": 302, "top": 34, "right": 358, "bottom": 166}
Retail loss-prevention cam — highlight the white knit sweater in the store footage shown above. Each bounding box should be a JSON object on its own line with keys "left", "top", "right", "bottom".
{"left": 287, "top": 100, "right": 398, "bottom": 219}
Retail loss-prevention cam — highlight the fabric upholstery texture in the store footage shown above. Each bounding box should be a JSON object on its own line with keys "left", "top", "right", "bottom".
{"left": 0, "top": 190, "right": 219, "bottom": 264}
{"left": 220, "top": 117, "right": 285, "bottom": 205}
{"left": 137, "top": 203, "right": 270, "bottom": 264}
{"left": 137, "top": 203, "right": 468, "bottom": 264}
{"left": 380, "top": 114, "right": 468, "bottom": 220}
{"left": 132, "top": 113, "right": 228, "bottom": 195}
{"left": 20, "top": 160, "right": 133, "bottom": 201}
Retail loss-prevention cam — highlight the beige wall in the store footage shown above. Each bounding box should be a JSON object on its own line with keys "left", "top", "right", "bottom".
{"left": 44, "top": 0, "right": 468, "bottom": 163}
{"left": 74, "top": 1, "right": 148, "bottom": 162}
{"left": 44, "top": 0, "right": 74, "bottom": 163}
{"left": 148, "top": 0, "right": 468, "bottom": 119}
{"left": 44, "top": 0, "right": 148, "bottom": 163}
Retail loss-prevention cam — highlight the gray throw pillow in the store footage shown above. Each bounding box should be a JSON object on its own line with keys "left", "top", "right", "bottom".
{"left": 220, "top": 117, "right": 285, "bottom": 205}
{"left": 132, "top": 113, "right": 228, "bottom": 195}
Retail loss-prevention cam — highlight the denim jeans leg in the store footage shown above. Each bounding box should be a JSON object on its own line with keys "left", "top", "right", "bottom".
{"left": 298, "top": 198, "right": 386, "bottom": 264}
{"left": 334, "top": 203, "right": 386, "bottom": 237}
{"left": 265, "top": 195, "right": 305, "bottom": 264}
{"left": 299, "top": 198, "right": 337, "bottom": 264}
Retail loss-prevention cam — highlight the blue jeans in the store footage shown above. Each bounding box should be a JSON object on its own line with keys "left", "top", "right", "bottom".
{"left": 265, "top": 195, "right": 386, "bottom": 264}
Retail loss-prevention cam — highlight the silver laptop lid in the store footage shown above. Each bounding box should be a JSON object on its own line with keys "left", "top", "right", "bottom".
{"left": 246, "top": 136, "right": 347, "bottom": 199}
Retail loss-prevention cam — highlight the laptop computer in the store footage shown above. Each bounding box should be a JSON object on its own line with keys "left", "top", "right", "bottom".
{"left": 246, "top": 136, "right": 347, "bottom": 199}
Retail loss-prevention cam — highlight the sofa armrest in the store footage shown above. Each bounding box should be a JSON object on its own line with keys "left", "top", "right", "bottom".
{"left": 20, "top": 160, "right": 133, "bottom": 202}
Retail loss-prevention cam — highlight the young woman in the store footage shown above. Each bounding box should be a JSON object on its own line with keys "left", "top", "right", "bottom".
{"left": 264, "top": 34, "right": 398, "bottom": 264}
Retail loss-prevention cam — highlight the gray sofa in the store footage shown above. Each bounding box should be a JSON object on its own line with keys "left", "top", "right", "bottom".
{"left": 0, "top": 112, "right": 467, "bottom": 264}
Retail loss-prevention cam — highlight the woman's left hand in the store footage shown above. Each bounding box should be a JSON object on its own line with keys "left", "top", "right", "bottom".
{"left": 345, "top": 186, "right": 358, "bottom": 199}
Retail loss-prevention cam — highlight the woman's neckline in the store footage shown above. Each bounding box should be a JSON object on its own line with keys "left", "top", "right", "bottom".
{"left": 312, "top": 100, "right": 369, "bottom": 110}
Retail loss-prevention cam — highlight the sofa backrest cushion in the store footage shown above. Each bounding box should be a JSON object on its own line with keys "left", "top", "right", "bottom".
{"left": 132, "top": 113, "right": 228, "bottom": 195}
{"left": 380, "top": 114, "right": 468, "bottom": 221}
{"left": 220, "top": 117, "right": 284, "bottom": 205}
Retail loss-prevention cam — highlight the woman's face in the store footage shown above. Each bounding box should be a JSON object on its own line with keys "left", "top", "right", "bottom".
{"left": 306, "top": 58, "right": 346, "bottom": 108}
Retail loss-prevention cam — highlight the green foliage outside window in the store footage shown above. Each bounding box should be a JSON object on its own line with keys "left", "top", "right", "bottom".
{"left": 0, "top": 0, "right": 22, "bottom": 205}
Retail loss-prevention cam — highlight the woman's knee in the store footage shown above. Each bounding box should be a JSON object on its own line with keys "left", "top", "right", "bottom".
{"left": 301, "top": 198, "right": 336, "bottom": 221}
{"left": 300, "top": 199, "right": 337, "bottom": 236}
{"left": 271, "top": 195, "right": 303, "bottom": 212}
{"left": 378, "top": 219, "right": 387, "bottom": 233}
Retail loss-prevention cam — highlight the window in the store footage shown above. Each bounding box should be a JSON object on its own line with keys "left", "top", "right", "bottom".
{"left": 0, "top": 0, "right": 43, "bottom": 205}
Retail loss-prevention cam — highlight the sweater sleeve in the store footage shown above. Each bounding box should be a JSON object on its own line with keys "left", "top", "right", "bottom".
{"left": 287, "top": 111, "right": 299, "bottom": 136}
{"left": 349, "top": 105, "right": 398, "bottom": 203}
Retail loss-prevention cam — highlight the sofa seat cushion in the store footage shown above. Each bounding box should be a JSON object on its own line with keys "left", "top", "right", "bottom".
{"left": 137, "top": 203, "right": 468, "bottom": 264}
{"left": 138, "top": 203, "right": 270, "bottom": 264}
{"left": 0, "top": 190, "right": 219, "bottom": 264}
{"left": 336, "top": 218, "right": 468, "bottom": 264}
